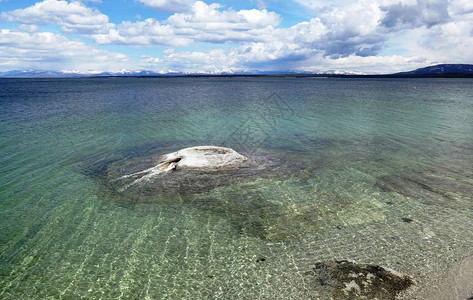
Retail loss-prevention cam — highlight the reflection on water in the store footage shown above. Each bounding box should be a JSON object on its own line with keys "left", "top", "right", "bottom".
{"left": 1, "top": 77, "right": 473, "bottom": 299}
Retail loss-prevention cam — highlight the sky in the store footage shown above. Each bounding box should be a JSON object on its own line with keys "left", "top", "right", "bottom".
{"left": 0, "top": 0, "right": 472, "bottom": 74}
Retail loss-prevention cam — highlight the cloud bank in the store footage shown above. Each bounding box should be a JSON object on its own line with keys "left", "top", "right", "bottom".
{"left": 1, "top": 0, "right": 472, "bottom": 73}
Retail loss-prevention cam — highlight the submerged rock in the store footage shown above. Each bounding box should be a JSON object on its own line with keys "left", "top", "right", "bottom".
{"left": 305, "top": 260, "right": 414, "bottom": 299}
{"left": 104, "top": 145, "right": 318, "bottom": 241}
{"left": 106, "top": 145, "right": 280, "bottom": 196}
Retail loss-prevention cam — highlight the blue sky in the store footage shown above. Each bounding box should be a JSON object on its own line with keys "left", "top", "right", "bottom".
{"left": 1, "top": 0, "right": 472, "bottom": 74}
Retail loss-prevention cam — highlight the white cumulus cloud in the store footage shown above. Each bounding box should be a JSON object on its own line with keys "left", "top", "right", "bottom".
{"left": 168, "top": 1, "right": 279, "bottom": 30}
{"left": 0, "top": 29, "right": 129, "bottom": 72}
{"left": 91, "top": 1, "right": 280, "bottom": 46}
{"left": 165, "top": 1, "right": 280, "bottom": 43}
{"left": 92, "top": 18, "right": 192, "bottom": 46}
{"left": 1, "top": 0, "right": 111, "bottom": 34}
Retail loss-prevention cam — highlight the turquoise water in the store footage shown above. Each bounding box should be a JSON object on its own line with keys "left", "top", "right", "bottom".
{"left": 1, "top": 77, "right": 473, "bottom": 299}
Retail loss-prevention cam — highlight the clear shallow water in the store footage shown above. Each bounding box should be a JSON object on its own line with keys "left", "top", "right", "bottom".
{"left": 1, "top": 77, "right": 473, "bottom": 299}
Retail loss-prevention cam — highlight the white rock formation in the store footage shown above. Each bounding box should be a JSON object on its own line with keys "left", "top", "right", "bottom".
{"left": 159, "top": 146, "right": 248, "bottom": 169}
{"left": 114, "top": 146, "right": 248, "bottom": 191}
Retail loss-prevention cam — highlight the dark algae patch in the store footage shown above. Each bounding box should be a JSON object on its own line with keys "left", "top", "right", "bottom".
{"left": 306, "top": 260, "right": 414, "bottom": 299}
{"left": 256, "top": 256, "right": 266, "bottom": 263}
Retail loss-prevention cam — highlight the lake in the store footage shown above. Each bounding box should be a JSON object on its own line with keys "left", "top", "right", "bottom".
{"left": 1, "top": 77, "right": 473, "bottom": 299}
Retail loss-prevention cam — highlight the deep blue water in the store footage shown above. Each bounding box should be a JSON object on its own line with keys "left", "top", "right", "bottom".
{"left": 1, "top": 77, "right": 473, "bottom": 299}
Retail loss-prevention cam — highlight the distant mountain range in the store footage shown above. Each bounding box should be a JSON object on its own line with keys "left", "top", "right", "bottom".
{"left": 1, "top": 64, "right": 473, "bottom": 78}
{"left": 0, "top": 69, "right": 363, "bottom": 78}
{"left": 0, "top": 69, "right": 168, "bottom": 78}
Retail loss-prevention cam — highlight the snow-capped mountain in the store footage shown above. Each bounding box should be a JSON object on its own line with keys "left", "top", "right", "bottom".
{"left": 1, "top": 64, "right": 473, "bottom": 78}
